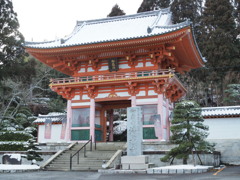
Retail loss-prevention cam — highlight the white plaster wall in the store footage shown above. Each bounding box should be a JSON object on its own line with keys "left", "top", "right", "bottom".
{"left": 38, "top": 124, "right": 66, "bottom": 143}
{"left": 119, "top": 64, "right": 130, "bottom": 69}
{"left": 99, "top": 65, "right": 108, "bottom": 71}
{"left": 136, "top": 98, "right": 157, "bottom": 104}
{"left": 78, "top": 68, "right": 86, "bottom": 73}
{"left": 145, "top": 62, "right": 154, "bottom": 67}
{"left": 163, "top": 106, "right": 166, "bottom": 126}
{"left": 71, "top": 102, "right": 90, "bottom": 106}
{"left": 72, "top": 95, "right": 80, "bottom": 100}
{"left": 148, "top": 90, "right": 158, "bottom": 96}
{"left": 87, "top": 67, "right": 94, "bottom": 72}
{"left": 96, "top": 93, "right": 109, "bottom": 98}
{"left": 82, "top": 95, "right": 89, "bottom": 100}
{"left": 116, "top": 92, "right": 130, "bottom": 97}
{"left": 204, "top": 117, "right": 240, "bottom": 139}
{"left": 137, "top": 90, "right": 146, "bottom": 96}
{"left": 136, "top": 62, "right": 143, "bottom": 67}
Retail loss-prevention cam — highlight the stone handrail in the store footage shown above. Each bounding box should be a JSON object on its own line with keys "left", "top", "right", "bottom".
{"left": 102, "top": 149, "right": 123, "bottom": 169}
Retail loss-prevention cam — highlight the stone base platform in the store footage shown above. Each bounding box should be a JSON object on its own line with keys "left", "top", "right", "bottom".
{"left": 99, "top": 165, "right": 214, "bottom": 174}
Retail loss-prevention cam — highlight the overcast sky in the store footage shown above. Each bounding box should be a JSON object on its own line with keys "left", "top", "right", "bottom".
{"left": 12, "top": 0, "right": 143, "bottom": 42}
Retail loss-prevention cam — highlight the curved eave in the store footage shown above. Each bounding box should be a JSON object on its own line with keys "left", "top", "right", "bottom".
{"left": 25, "top": 25, "right": 204, "bottom": 75}
{"left": 171, "top": 27, "right": 204, "bottom": 71}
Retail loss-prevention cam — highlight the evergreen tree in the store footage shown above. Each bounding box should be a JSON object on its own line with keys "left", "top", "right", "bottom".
{"left": 0, "top": 0, "right": 24, "bottom": 68}
{"left": 107, "top": 4, "right": 125, "bottom": 17}
{"left": 137, "top": 0, "right": 170, "bottom": 13}
{"left": 25, "top": 137, "right": 43, "bottom": 162}
{"left": 198, "top": 0, "right": 239, "bottom": 105}
{"left": 171, "top": 0, "right": 203, "bottom": 24}
{"left": 200, "top": 0, "right": 238, "bottom": 68}
{"left": 224, "top": 84, "right": 240, "bottom": 105}
{"left": 234, "top": 0, "right": 240, "bottom": 33}
{"left": 161, "top": 101, "right": 214, "bottom": 165}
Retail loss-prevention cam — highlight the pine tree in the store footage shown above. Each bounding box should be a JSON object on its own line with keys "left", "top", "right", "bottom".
{"left": 25, "top": 138, "right": 43, "bottom": 162}
{"left": 107, "top": 4, "right": 125, "bottom": 17}
{"left": 161, "top": 101, "right": 214, "bottom": 165}
{"left": 0, "top": 0, "right": 24, "bottom": 67}
{"left": 137, "top": 0, "right": 170, "bottom": 13}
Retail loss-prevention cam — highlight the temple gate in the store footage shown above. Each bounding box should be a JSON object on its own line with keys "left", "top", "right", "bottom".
{"left": 25, "top": 9, "right": 204, "bottom": 142}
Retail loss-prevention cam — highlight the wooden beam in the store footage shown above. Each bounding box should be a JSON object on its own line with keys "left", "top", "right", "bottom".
{"left": 53, "top": 62, "right": 65, "bottom": 68}
{"left": 166, "top": 46, "right": 176, "bottom": 50}
{"left": 46, "top": 59, "right": 58, "bottom": 63}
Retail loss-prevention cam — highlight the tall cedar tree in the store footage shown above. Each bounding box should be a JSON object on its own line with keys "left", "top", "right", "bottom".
{"left": 0, "top": 0, "right": 24, "bottom": 67}
{"left": 171, "top": 0, "right": 203, "bottom": 25}
{"left": 161, "top": 101, "right": 214, "bottom": 165}
{"left": 199, "top": 0, "right": 239, "bottom": 105}
{"left": 137, "top": 0, "right": 170, "bottom": 13}
{"left": 235, "top": 0, "right": 240, "bottom": 34}
{"left": 200, "top": 0, "right": 238, "bottom": 68}
{"left": 107, "top": 4, "right": 125, "bottom": 17}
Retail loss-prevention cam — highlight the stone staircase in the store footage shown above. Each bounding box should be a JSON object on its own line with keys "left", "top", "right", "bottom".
{"left": 43, "top": 142, "right": 126, "bottom": 171}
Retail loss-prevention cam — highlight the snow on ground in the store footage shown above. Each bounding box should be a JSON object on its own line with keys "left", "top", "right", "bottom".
{"left": 0, "top": 164, "right": 40, "bottom": 170}
{"left": 153, "top": 164, "right": 213, "bottom": 170}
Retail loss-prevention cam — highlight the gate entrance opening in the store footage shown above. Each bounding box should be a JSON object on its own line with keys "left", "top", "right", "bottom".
{"left": 97, "top": 100, "right": 131, "bottom": 142}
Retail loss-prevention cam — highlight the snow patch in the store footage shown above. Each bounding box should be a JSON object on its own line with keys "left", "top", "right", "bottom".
{"left": 113, "top": 120, "right": 127, "bottom": 135}
{"left": 0, "top": 165, "right": 40, "bottom": 170}
{"left": 3, "top": 154, "right": 22, "bottom": 161}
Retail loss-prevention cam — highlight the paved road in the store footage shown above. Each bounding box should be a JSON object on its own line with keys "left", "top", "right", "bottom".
{"left": 0, "top": 166, "right": 239, "bottom": 180}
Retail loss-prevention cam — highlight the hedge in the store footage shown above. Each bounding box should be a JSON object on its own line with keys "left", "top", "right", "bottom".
{"left": 0, "top": 132, "right": 32, "bottom": 141}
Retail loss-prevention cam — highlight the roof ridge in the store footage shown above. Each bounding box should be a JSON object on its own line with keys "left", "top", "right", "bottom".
{"left": 76, "top": 9, "right": 164, "bottom": 26}
{"left": 202, "top": 106, "right": 240, "bottom": 110}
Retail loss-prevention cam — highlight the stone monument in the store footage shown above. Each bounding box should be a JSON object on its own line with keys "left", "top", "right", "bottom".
{"left": 121, "top": 107, "right": 149, "bottom": 170}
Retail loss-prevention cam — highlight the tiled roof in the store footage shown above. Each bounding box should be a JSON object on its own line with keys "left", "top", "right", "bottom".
{"left": 202, "top": 106, "right": 240, "bottom": 118}
{"left": 24, "top": 8, "right": 190, "bottom": 49}
{"left": 34, "top": 112, "right": 66, "bottom": 124}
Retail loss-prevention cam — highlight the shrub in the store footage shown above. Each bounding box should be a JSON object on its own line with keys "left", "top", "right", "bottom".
{"left": 0, "top": 142, "right": 28, "bottom": 151}
{"left": 0, "top": 131, "right": 33, "bottom": 141}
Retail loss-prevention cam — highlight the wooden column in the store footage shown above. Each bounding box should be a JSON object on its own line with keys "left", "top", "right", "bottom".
{"left": 90, "top": 98, "right": 95, "bottom": 142}
{"left": 109, "top": 109, "right": 114, "bottom": 141}
{"left": 131, "top": 96, "right": 137, "bottom": 107}
{"left": 66, "top": 100, "right": 72, "bottom": 142}
{"left": 165, "top": 99, "right": 170, "bottom": 141}
{"left": 157, "top": 94, "right": 164, "bottom": 141}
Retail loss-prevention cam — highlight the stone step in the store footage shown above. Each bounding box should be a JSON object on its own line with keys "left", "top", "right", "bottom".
{"left": 51, "top": 159, "right": 106, "bottom": 164}
{"left": 49, "top": 161, "right": 103, "bottom": 166}
{"left": 47, "top": 164, "right": 102, "bottom": 169}
{"left": 53, "top": 158, "right": 110, "bottom": 163}
{"left": 43, "top": 142, "right": 125, "bottom": 171}
{"left": 57, "top": 153, "right": 114, "bottom": 159}
{"left": 46, "top": 166, "right": 99, "bottom": 171}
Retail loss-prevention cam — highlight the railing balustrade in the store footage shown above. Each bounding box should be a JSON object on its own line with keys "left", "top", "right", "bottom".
{"left": 50, "top": 69, "right": 174, "bottom": 85}
{"left": 69, "top": 136, "right": 96, "bottom": 170}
